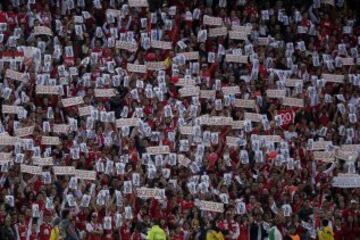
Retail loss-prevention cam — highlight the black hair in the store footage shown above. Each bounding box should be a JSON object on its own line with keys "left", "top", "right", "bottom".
{"left": 322, "top": 219, "right": 329, "bottom": 227}
{"left": 62, "top": 209, "right": 70, "bottom": 219}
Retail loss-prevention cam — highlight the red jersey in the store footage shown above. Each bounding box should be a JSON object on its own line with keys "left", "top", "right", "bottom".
{"left": 0, "top": 11, "right": 7, "bottom": 23}
{"left": 130, "top": 232, "right": 141, "bottom": 240}
{"left": 239, "top": 223, "right": 249, "bottom": 240}
{"left": 172, "top": 232, "right": 184, "bottom": 240}
{"left": 85, "top": 222, "right": 103, "bottom": 240}
{"left": 119, "top": 225, "right": 131, "bottom": 240}
{"left": 18, "top": 223, "right": 29, "bottom": 240}
{"left": 104, "top": 230, "right": 114, "bottom": 240}
{"left": 29, "top": 231, "right": 38, "bottom": 240}
{"left": 39, "top": 223, "right": 52, "bottom": 240}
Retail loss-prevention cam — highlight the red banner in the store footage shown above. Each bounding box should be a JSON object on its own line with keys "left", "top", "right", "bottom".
{"left": 278, "top": 109, "right": 296, "bottom": 128}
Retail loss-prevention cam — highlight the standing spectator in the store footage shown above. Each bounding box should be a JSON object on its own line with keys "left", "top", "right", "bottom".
{"left": 0, "top": 215, "right": 16, "bottom": 240}
{"left": 59, "top": 210, "right": 80, "bottom": 240}
{"left": 317, "top": 219, "right": 334, "bottom": 240}
{"left": 147, "top": 219, "right": 167, "bottom": 240}
{"left": 50, "top": 217, "right": 62, "bottom": 240}
{"left": 85, "top": 212, "right": 103, "bottom": 240}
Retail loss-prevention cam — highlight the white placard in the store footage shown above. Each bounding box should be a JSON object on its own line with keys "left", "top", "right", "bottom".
{"left": 338, "top": 57, "right": 354, "bottom": 66}
{"left": 335, "top": 150, "right": 358, "bottom": 161}
{"left": 266, "top": 89, "right": 286, "bottom": 98}
{"left": 127, "top": 63, "right": 147, "bottom": 73}
{"left": 232, "top": 25, "right": 252, "bottom": 33}
{"left": 341, "top": 144, "right": 360, "bottom": 151}
{"left": 282, "top": 97, "right": 304, "bottom": 107}
{"left": 128, "top": 0, "right": 149, "bottom": 8}
{"left": 258, "top": 135, "right": 282, "bottom": 142}
{"left": 106, "top": 9, "right": 122, "bottom": 17}
{"left": 332, "top": 174, "right": 360, "bottom": 188}
{"left": 33, "top": 26, "right": 53, "bottom": 36}
{"left": 94, "top": 88, "right": 117, "bottom": 98}
{"left": 0, "top": 152, "right": 13, "bottom": 161}
{"left": 231, "top": 120, "right": 245, "bottom": 129}
{"left": 180, "top": 52, "right": 199, "bottom": 61}
{"left": 200, "top": 116, "right": 233, "bottom": 126}
{"left": 15, "top": 126, "right": 34, "bottom": 137}
{"left": 33, "top": 157, "right": 54, "bottom": 166}
{"left": 229, "top": 31, "right": 249, "bottom": 40}
{"left": 179, "top": 86, "right": 200, "bottom": 97}
{"left": 313, "top": 151, "right": 335, "bottom": 162}
{"left": 78, "top": 106, "right": 92, "bottom": 116}
{"left": 196, "top": 200, "right": 224, "bottom": 213}
{"left": 309, "top": 141, "right": 332, "bottom": 151}
{"left": 178, "top": 154, "right": 191, "bottom": 167}
{"left": 146, "top": 61, "right": 165, "bottom": 71}
{"left": 115, "top": 41, "right": 138, "bottom": 52}
{"left": 61, "top": 96, "right": 84, "bottom": 107}
{"left": 75, "top": 169, "right": 97, "bottom": 180}
{"left": 209, "top": 27, "right": 228, "bottom": 37}
{"left": 226, "top": 136, "right": 240, "bottom": 146}
{"left": 179, "top": 126, "right": 193, "bottom": 135}
{"left": 151, "top": 41, "right": 172, "bottom": 50}
{"left": 35, "top": 85, "right": 61, "bottom": 95}
{"left": 321, "top": 74, "right": 345, "bottom": 83}
{"left": 0, "top": 136, "right": 17, "bottom": 146}
{"left": 175, "top": 78, "right": 197, "bottom": 86}
{"left": 222, "top": 86, "right": 240, "bottom": 95}
{"left": 146, "top": 146, "right": 170, "bottom": 155}
{"left": 116, "top": 118, "right": 140, "bottom": 128}
{"left": 200, "top": 90, "right": 216, "bottom": 99}
{"left": 225, "top": 54, "right": 248, "bottom": 63}
{"left": 257, "top": 37, "right": 270, "bottom": 46}
{"left": 20, "top": 164, "right": 42, "bottom": 175}
{"left": 5, "top": 69, "right": 27, "bottom": 83}
{"left": 203, "top": 15, "right": 223, "bottom": 26}
{"left": 234, "top": 99, "right": 256, "bottom": 109}
{"left": 285, "top": 78, "right": 303, "bottom": 87}
{"left": 321, "top": 0, "right": 335, "bottom": 6}
{"left": 53, "top": 166, "right": 76, "bottom": 175}
{"left": 41, "top": 136, "right": 61, "bottom": 145}
{"left": 2, "top": 105, "right": 22, "bottom": 114}
{"left": 136, "top": 188, "right": 165, "bottom": 199}
{"left": 52, "top": 124, "right": 70, "bottom": 134}
{"left": 244, "top": 112, "right": 263, "bottom": 122}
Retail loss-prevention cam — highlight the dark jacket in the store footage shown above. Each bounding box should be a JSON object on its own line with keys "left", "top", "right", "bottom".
{"left": 0, "top": 226, "right": 16, "bottom": 240}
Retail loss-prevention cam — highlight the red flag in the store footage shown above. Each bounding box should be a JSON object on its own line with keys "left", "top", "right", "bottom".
{"left": 278, "top": 109, "right": 296, "bottom": 129}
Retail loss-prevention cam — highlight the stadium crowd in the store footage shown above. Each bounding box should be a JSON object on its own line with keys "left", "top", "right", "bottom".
{"left": 0, "top": 0, "right": 359, "bottom": 239}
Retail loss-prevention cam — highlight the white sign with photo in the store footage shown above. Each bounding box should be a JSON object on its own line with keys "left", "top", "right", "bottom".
{"left": 196, "top": 200, "right": 224, "bottom": 213}
{"left": 53, "top": 166, "right": 76, "bottom": 175}
{"left": 41, "top": 136, "right": 61, "bottom": 145}
{"left": 14, "top": 126, "right": 34, "bottom": 137}
{"left": 20, "top": 164, "right": 42, "bottom": 175}
{"left": 62, "top": 96, "right": 84, "bottom": 107}
{"left": 127, "top": 63, "right": 147, "bottom": 73}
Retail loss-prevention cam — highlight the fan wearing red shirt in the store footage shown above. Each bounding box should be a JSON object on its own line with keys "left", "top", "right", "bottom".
{"left": 238, "top": 217, "right": 249, "bottom": 240}
{"left": 17, "top": 214, "right": 29, "bottom": 240}
{"left": 39, "top": 212, "right": 52, "bottom": 240}
{"left": 0, "top": 4, "right": 7, "bottom": 23}
{"left": 85, "top": 212, "right": 103, "bottom": 240}
{"left": 119, "top": 221, "right": 131, "bottom": 240}
{"left": 28, "top": 220, "right": 39, "bottom": 240}
{"left": 171, "top": 225, "right": 185, "bottom": 240}
{"left": 130, "top": 224, "right": 142, "bottom": 240}
{"left": 5, "top": 6, "right": 18, "bottom": 31}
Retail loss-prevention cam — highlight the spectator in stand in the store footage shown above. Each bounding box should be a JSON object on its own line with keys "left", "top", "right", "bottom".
{"left": 0, "top": 0, "right": 359, "bottom": 240}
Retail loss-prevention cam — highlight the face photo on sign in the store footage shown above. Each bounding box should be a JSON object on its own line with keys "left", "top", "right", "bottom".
{"left": 42, "top": 172, "right": 52, "bottom": 184}
{"left": 32, "top": 204, "right": 40, "bottom": 218}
